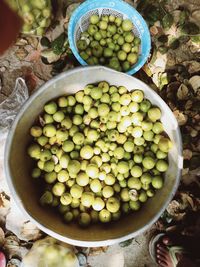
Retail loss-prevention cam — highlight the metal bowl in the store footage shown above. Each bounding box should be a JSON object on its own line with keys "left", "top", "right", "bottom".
{"left": 5, "top": 66, "right": 182, "bottom": 247}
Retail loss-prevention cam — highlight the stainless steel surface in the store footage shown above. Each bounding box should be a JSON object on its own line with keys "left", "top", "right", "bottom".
{"left": 5, "top": 66, "right": 182, "bottom": 247}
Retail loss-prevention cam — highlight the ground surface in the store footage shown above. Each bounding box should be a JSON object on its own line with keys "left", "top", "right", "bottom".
{"left": 0, "top": 0, "right": 199, "bottom": 266}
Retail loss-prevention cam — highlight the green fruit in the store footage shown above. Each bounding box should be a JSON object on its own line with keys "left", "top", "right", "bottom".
{"left": 125, "top": 32, "right": 134, "bottom": 43}
{"left": 99, "top": 21, "right": 108, "bottom": 30}
{"left": 129, "top": 200, "right": 140, "bottom": 211}
{"left": 37, "top": 136, "right": 48, "bottom": 146}
{"left": 60, "top": 193, "right": 72, "bottom": 205}
{"left": 148, "top": 107, "right": 162, "bottom": 122}
{"left": 90, "top": 210, "right": 99, "bottom": 222}
{"left": 44, "top": 102, "right": 57, "bottom": 114}
{"left": 158, "top": 137, "right": 172, "bottom": 153}
{"left": 127, "top": 53, "right": 138, "bottom": 65}
{"left": 28, "top": 144, "right": 41, "bottom": 159}
{"left": 104, "top": 174, "right": 115, "bottom": 185}
{"left": 141, "top": 173, "right": 152, "bottom": 185}
{"left": 62, "top": 141, "right": 74, "bottom": 153}
{"left": 86, "top": 164, "right": 99, "bottom": 178}
{"left": 81, "top": 192, "right": 94, "bottom": 207}
{"left": 64, "top": 211, "right": 73, "bottom": 223}
{"left": 130, "top": 165, "right": 142, "bottom": 178}
{"left": 31, "top": 168, "right": 41, "bottom": 178}
{"left": 58, "top": 97, "right": 68, "bottom": 107}
{"left": 43, "top": 161, "right": 55, "bottom": 172}
{"left": 92, "top": 45, "right": 103, "bottom": 57}
{"left": 73, "top": 132, "right": 84, "bottom": 145}
{"left": 117, "top": 161, "right": 129, "bottom": 174}
{"left": 117, "top": 50, "right": 127, "bottom": 61}
{"left": 122, "top": 19, "right": 133, "bottom": 31}
{"left": 43, "top": 124, "right": 56, "bottom": 137}
{"left": 90, "top": 14, "right": 99, "bottom": 24}
{"left": 79, "top": 213, "right": 91, "bottom": 227}
{"left": 70, "top": 184, "right": 83, "bottom": 199}
{"left": 59, "top": 154, "right": 70, "bottom": 168}
{"left": 128, "top": 177, "right": 142, "bottom": 190}
{"left": 139, "top": 191, "right": 148, "bottom": 202}
{"left": 44, "top": 171, "right": 57, "bottom": 184}
{"left": 106, "top": 197, "right": 120, "bottom": 213}
{"left": 76, "top": 172, "right": 89, "bottom": 187}
{"left": 30, "top": 126, "right": 42, "bottom": 137}
{"left": 104, "top": 47, "right": 113, "bottom": 57}
{"left": 80, "top": 145, "right": 94, "bottom": 159}
{"left": 152, "top": 176, "right": 163, "bottom": 189}
{"left": 57, "top": 170, "right": 69, "bottom": 182}
{"left": 92, "top": 197, "right": 105, "bottom": 211}
{"left": 99, "top": 209, "right": 111, "bottom": 223}
{"left": 156, "top": 160, "right": 168, "bottom": 172}
{"left": 90, "top": 179, "right": 102, "bottom": 193}
{"left": 40, "top": 191, "right": 53, "bottom": 205}
{"left": 120, "top": 188, "right": 130, "bottom": 202}
{"left": 142, "top": 156, "right": 156, "bottom": 170}
{"left": 68, "top": 160, "right": 81, "bottom": 174}
{"left": 102, "top": 186, "right": 114, "bottom": 198}
{"left": 40, "top": 149, "right": 52, "bottom": 161}
{"left": 90, "top": 87, "right": 103, "bottom": 100}
{"left": 52, "top": 182, "right": 65, "bottom": 196}
{"left": 61, "top": 117, "right": 72, "bottom": 129}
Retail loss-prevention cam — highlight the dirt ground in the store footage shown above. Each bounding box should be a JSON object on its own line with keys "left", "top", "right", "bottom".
{"left": 0, "top": 0, "right": 199, "bottom": 266}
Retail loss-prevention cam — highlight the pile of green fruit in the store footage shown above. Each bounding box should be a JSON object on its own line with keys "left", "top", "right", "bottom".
{"left": 28, "top": 82, "right": 172, "bottom": 227}
{"left": 77, "top": 14, "right": 141, "bottom": 72}
{"left": 6, "top": 0, "right": 52, "bottom": 36}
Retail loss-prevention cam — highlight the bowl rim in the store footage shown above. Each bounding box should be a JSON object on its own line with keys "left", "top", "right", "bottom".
{"left": 4, "top": 66, "right": 182, "bottom": 247}
{"left": 68, "top": 0, "right": 151, "bottom": 75}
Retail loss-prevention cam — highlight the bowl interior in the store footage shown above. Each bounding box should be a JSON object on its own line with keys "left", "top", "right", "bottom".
{"left": 68, "top": 0, "right": 151, "bottom": 75}
{"left": 6, "top": 66, "right": 182, "bottom": 247}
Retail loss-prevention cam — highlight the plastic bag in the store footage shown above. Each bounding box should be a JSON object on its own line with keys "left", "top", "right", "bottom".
{"left": 5, "top": 0, "right": 52, "bottom": 36}
{"left": 0, "top": 77, "right": 29, "bottom": 142}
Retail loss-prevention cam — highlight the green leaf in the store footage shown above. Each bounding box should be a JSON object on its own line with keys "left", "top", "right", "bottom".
{"left": 119, "top": 238, "right": 133, "bottom": 247}
{"left": 40, "top": 37, "right": 51, "bottom": 48}
{"left": 169, "top": 39, "right": 180, "bottom": 50}
{"left": 191, "top": 35, "right": 200, "bottom": 44}
{"left": 158, "top": 45, "right": 168, "bottom": 54}
{"left": 162, "top": 13, "right": 174, "bottom": 29}
{"left": 179, "top": 10, "right": 189, "bottom": 25}
{"left": 145, "top": 5, "right": 161, "bottom": 23}
{"left": 51, "top": 33, "right": 66, "bottom": 55}
{"left": 158, "top": 35, "right": 168, "bottom": 43}
{"left": 181, "top": 22, "right": 199, "bottom": 35}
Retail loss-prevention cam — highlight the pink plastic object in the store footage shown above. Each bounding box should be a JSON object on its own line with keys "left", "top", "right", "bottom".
{"left": 0, "top": 252, "right": 6, "bottom": 267}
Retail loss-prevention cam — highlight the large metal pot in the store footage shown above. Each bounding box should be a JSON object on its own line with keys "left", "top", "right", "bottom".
{"left": 5, "top": 66, "right": 183, "bottom": 247}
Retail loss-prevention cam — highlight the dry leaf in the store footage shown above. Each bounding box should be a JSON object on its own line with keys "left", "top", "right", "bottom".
{"left": 167, "top": 200, "right": 186, "bottom": 221}
{"left": 14, "top": 48, "right": 28, "bottom": 61}
{"left": 182, "top": 167, "right": 200, "bottom": 186}
{"left": 25, "top": 48, "right": 42, "bottom": 62}
{"left": 89, "top": 246, "right": 108, "bottom": 256}
{"left": 0, "top": 227, "right": 5, "bottom": 246}
{"left": 0, "top": 192, "right": 10, "bottom": 224}
{"left": 185, "top": 100, "right": 193, "bottom": 110}
{"left": 7, "top": 258, "right": 21, "bottom": 267}
{"left": 182, "top": 168, "right": 189, "bottom": 176}
{"left": 183, "top": 149, "right": 193, "bottom": 160}
{"left": 15, "top": 38, "right": 28, "bottom": 46}
{"left": 177, "top": 84, "right": 189, "bottom": 100}
{"left": 4, "top": 234, "right": 28, "bottom": 259}
{"left": 173, "top": 110, "right": 188, "bottom": 125}
{"left": 150, "top": 26, "right": 159, "bottom": 35}
{"left": 189, "top": 75, "right": 200, "bottom": 93}
{"left": 20, "top": 221, "right": 41, "bottom": 241}
{"left": 25, "top": 37, "right": 39, "bottom": 50}
{"left": 39, "top": 116, "right": 45, "bottom": 127}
